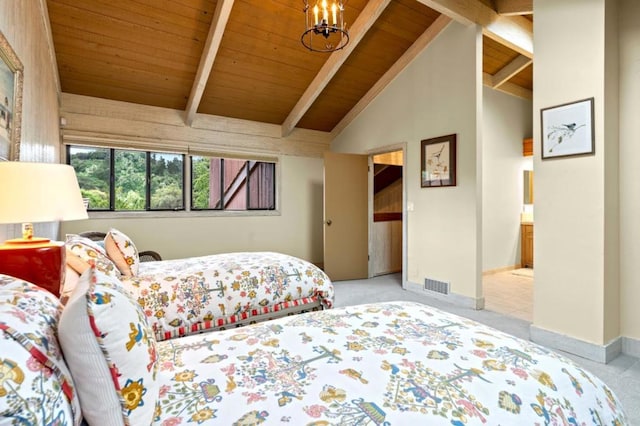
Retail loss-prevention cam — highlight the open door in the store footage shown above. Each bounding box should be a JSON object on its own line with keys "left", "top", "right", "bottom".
{"left": 323, "top": 151, "right": 368, "bottom": 281}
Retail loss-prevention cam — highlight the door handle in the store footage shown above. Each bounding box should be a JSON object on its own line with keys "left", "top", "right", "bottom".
{"left": 325, "top": 219, "right": 332, "bottom": 226}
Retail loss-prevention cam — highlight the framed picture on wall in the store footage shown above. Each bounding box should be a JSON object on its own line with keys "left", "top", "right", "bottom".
{"left": 420, "top": 134, "right": 456, "bottom": 187}
{"left": 0, "top": 31, "right": 24, "bottom": 162}
{"left": 540, "top": 97, "right": 594, "bottom": 160}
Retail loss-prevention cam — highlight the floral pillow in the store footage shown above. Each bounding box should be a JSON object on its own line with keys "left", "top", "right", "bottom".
{"left": 60, "top": 266, "right": 80, "bottom": 306}
{"left": 58, "top": 265, "right": 159, "bottom": 426}
{"left": 65, "top": 234, "right": 119, "bottom": 278}
{"left": 0, "top": 274, "right": 82, "bottom": 425}
{"left": 105, "top": 228, "right": 140, "bottom": 277}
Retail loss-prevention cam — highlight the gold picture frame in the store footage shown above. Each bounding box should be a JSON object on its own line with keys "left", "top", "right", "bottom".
{"left": 0, "top": 31, "right": 24, "bottom": 161}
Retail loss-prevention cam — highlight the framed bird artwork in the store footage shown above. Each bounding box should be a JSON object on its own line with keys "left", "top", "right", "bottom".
{"left": 541, "top": 97, "right": 595, "bottom": 159}
{"left": 420, "top": 133, "right": 456, "bottom": 187}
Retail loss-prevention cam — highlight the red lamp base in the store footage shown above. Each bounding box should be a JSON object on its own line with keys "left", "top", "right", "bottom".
{"left": 0, "top": 240, "right": 65, "bottom": 297}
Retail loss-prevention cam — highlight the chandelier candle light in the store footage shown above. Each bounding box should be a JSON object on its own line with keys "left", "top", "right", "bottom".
{"left": 302, "top": 0, "right": 349, "bottom": 52}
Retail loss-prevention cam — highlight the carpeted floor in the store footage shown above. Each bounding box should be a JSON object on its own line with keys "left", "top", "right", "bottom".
{"left": 333, "top": 273, "right": 640, "bottom": 425}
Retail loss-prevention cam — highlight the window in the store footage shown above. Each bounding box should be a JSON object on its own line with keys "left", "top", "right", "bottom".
{"left": 191, "top": 156, "right": 275, "bottom": 210}
{"left": 68, "top": 146, "right": 184, "bottom": 211}
{"left": 68, "top": 146, "right": 111, "bottom": 209}
{"left": 67, "top": 146, "right": 276, "bottom": 213}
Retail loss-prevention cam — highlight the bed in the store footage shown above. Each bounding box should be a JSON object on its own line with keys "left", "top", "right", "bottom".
{"left": 124, "top": 251, "right": 334, "bottom": 340}
{"left": 66, "top": 230, "right": 333, "bottom": 341}
{"left": 1, "top": 272, "right": 629, "bottom": 425}
{"left": 151, "top": 300, "right": 628, "bottom": 424}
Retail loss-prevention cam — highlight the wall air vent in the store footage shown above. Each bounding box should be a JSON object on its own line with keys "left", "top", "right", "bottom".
{"left": 424, "top": 278, "right": 450, "bottom": 295}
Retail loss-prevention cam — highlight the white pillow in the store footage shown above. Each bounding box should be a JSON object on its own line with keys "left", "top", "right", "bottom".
{"left": 58, "top": 265, "right": 159, "bottom": 426}
{"left": 105, "top": 228, "right": 140, "bottom": 277}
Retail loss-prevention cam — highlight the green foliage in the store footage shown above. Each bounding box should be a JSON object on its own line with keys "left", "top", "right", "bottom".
{"left": 70, "top": 147, "right": 185, "bottom": 211}
{"left": 150, "top": 153, "right": 183, "bottom": 209}
{"left": 70, "top": 147, "right": 109, "bottom": 196}
{"left": 69, "top": 147, "right": 274, "bottom": 212}
{"left": 191, "top": 157, "right": 210, "bottom": 209}
{"left": 115, "top": 187, "right": 145, "bottom": 210}
{"left": 81, "top": 188, "right": 109, "bottom": 209}
{"left": 114, "top": 151, "right": 145, "bottom": 208}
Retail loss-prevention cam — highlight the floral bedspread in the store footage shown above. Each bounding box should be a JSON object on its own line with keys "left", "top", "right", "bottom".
{"left": 152, "top": 301, "right": 627, "bottom": 425}
{"left": 122, "top": 252, "right": 333, "bottom": 341}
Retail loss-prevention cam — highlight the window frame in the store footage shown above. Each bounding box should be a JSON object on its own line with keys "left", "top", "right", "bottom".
{"left": 67, "top": 145, "right": 186, "bottom": 212}
{"left": 66, "top": 144, "right": 280, "bottom": 217}
{"left": 190, "top": 156, "right": 276, "bottom": 212}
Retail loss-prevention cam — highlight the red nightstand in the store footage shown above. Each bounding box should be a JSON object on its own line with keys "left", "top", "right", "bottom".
{"left": 0, "top": 240, "right": 65, "bottom": 297}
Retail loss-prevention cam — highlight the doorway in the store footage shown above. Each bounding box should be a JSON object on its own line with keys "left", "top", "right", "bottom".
{"left": 481, "top": 141, "right": 534, "bottom": 322}
{"left": 370, "top": 148, "right": 404, "bottom": 279}
{"left": 322, "top": 145, "right": 406, "bottom": 284}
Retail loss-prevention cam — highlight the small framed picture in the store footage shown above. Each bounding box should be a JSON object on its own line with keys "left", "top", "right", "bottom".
{"left": 421, "top": 134, "right": 456, "bottom": 187}
{"left": 540, "top": 97, "right": 594, "bottom": 160}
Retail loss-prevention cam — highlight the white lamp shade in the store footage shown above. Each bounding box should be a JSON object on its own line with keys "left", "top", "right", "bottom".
{"left": 0, "top": 162, "right": 89, "bottom": 224}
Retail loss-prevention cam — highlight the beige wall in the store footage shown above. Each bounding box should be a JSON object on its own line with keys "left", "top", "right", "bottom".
{"left": 332, "top": 22, "right": 483, "bottom": 302}
{"left": 0, "top": 0, "right": 61, "bottom": 241}
{"left": 619, "top": 0, "right": 640, "bottom": 341}
{"left": 58, "top": 93, "right": 327, "bottom": 263}
{"left": 482, "top": 87, "right": 533, "bottom": 271}
{"left": 62, "top": 155, "right": 324, "bottom": 262}
{"left": 533, "top": 0, "right": 619, "bottom": 345}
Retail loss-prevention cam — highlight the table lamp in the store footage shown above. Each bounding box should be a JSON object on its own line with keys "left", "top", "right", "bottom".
{"left": 0, "top": 162, "right": 88, "bottom": 296}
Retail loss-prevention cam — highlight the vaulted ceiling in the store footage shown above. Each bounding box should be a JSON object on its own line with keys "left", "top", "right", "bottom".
{"left": 46, "top": 0, "right": 532, "bottom": 137}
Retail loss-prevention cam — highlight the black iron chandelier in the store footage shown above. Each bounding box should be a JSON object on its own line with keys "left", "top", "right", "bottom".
{"left": 301, "top": 0, "right": 349, "bottom": 52}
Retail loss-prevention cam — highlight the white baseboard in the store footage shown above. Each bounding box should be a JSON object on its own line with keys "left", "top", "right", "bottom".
{"left": 482, "top": 264, "right": 520, "bottom": 276}
{"left": 405, "top": 280, "right": 639, "bottom": 363}
{"left": 405, "top": 280, "right": 485, "bottom": 310}
{"left": 530, "top": 325, "right": 623, "bottom": 364}
{"left": 622, "top": 336, "right": 640, "bottom": 359}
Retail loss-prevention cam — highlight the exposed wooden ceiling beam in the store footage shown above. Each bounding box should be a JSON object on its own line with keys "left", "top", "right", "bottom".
{"left": 184, "top": 0, "right": 234, "bottom": 126}
{"left": 331, "top": 15, "right": 452, "bottom": 137}
{"left": 281, "top": 0, "right": 392, "bottom": 137}
{"left": 495, "top": 0, "right": 533, "bottom": 16}
{"left": 490, "top": 54, "right": 531, "bottom": 88}
{"left": 484, "top": 15, "right": 533, "bottom": 58}
{"left": 416, "top": 0, "right": 532, "bottom": 58}
{"left": 415, "top": 0, "right": 493, "bottom": 26}
{"left": 483, "top": 72, "right": 532, "bottom": 99}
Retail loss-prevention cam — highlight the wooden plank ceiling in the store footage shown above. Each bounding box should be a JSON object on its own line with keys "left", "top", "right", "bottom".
{"left": 47, "top": 0, "right": 533, "bottom": 135}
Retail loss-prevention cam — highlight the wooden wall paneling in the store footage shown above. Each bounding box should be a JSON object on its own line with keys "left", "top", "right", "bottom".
{"left": 372, "top": 220, "right": 402, "bottom": 276}
{"left": 61, "top": 94, "right": 331, "bottom": 158}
